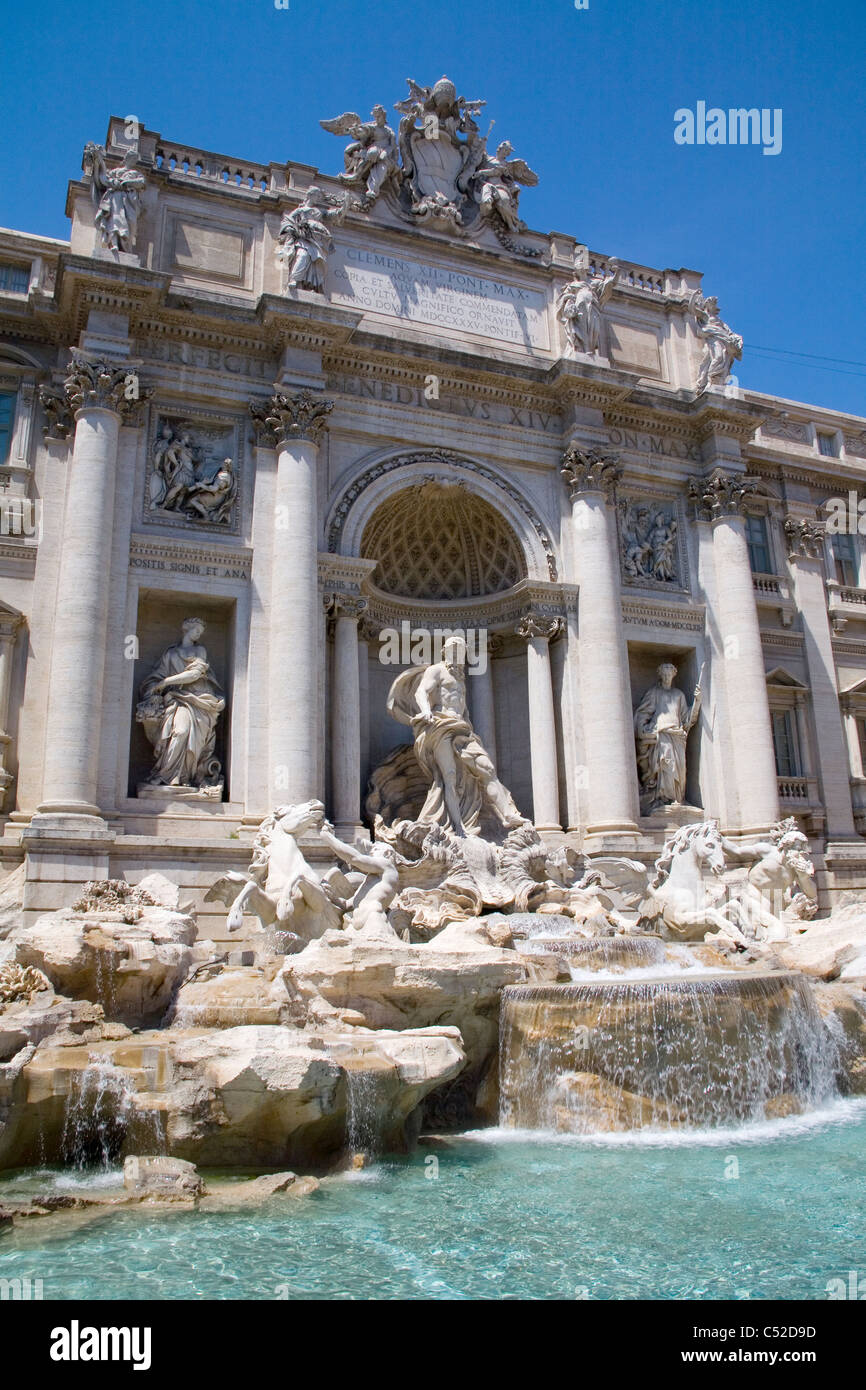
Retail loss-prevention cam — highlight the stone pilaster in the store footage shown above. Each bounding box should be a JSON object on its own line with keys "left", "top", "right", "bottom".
{"left": 0, "top": 606, "right": 24, "bottom": 809}
{"left": 250, "top": 390, "right": 332, "bottom": 808}
{"left": 688, "top": 470, "right": 779, "bottom": 833}
{"left": 470, "top": 633, "right": 500, "bottom": 771}
{"left": 784, "top": 515, "right": 858, "bottom": 841}
{"left": 562, "top": 446, "right": 639, "bottom": 846}
{"left": 325, "top": 590, "right": 367, "bottom": 839}
{"left": 35, "top": 354, "right": 145, "bottom": 826}
{"left": 515, "top": 614, "right": 562, "bottom": 832}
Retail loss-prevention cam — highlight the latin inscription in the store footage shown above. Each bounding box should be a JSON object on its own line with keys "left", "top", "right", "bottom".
{"left": 327, "top": 247, "right": 549, "bottom": 348}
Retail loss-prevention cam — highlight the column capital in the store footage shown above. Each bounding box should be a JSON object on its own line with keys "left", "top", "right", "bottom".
{"left": 38, "top": 384, "right": 74, "bottom": 441}
{"left": 784, "top": 515, "right": 825, "bottom": 560}
{"left": 324, "top": 590, "right": 368, "bottom": 621}
{"left": 561, "top": 446, "right": 621, "bottom": 502}
{"left": 249, "top": 389, "right": 333, "bottom": 447}
{"left": 63, "top": 353, "right": 149, "bottom": 423}
{"left": 687, "top": 469, "right": 758, "bottom": 521}
{"left": 515, "top": 613, "right": 563, "bottom": 643}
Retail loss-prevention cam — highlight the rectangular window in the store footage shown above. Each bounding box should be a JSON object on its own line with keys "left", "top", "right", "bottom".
{"left": 0, "top": 263, "right": 29, "bottom": 294}
{"left": 0, "top": 392, "right": 15, "bottom": 465}
{"left": 772, "top": 710, "right": 801, "bottom": 778}
{"left": 745, "top": 513, "right": 772, "bottom": 574}
{"left": 832, "top": 533, "right": 859, "bottom": 587}
{"left": 817, "top": 432, "right": 838, "bottom": 458}
{"left": 858, "top": 719, "right": 866, "bottom": 775}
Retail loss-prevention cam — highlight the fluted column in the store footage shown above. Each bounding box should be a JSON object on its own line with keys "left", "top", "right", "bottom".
{"left": 250, "top": 390, "right": 332, "bottom": 808}
{"left": 470, "top": 633, "right": 499, "bottom": 769}
{"left": 37, "top": 355, "right": 142, "bottom": 822}
{"left": 784, "top": 516, "right": 857, "bottom": 840}
{"left": 326, "top": 591, "right": 366, "bottom": 839}
{"left": 516, "top": 614, "right": 561, "bottom": 831}
{"left": 562, "top": 447, "right": 639, "bottom": 844}
{"left": 689, "top": 472, "right": 779, "bottom": 833}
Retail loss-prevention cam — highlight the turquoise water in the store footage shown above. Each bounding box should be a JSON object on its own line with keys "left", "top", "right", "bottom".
{"left": 2, "top": 1101, "right": 865, "bottom": 1300}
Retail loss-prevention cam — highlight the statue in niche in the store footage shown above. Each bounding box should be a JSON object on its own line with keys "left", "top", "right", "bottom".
{"left": 620, "top": 501, "right": 679, "bottom": 583}
{"left": 319, "top": 106, "right": 401, "bottom": 208}
{"left": 276, "top": 186, "right": 349, "bottom": 293}
{"left": 386, "top": 635, "right": 526, "bottom": 838}
{"left": 136, "top": 618, "right": 225, "bottom": 792}
{"left": 689, "top": 290, "right": 743, "bottom": 393}
{"left": 149, "top": 424, "right": 237, "bottom": 525}
{"left": 556, "top": 259, "right": 619, "bottom": 356}
{"left": 634, "top": 661, "right": 702, "bottom": 811}
{"left": 83, "top": 143, "right": 146, "bottom": 253}
{"left": 469, "top": 139, "right": 539, "bottom": 235}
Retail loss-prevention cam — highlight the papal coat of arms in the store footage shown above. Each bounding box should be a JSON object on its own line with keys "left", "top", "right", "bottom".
{"left": 321, "top": 75, "right": 539, "bottom": 253}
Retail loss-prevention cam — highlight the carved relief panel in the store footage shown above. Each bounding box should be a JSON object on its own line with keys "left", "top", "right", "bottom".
{"left": 617, "top": 495, "right": 687, "bottom": 590}
{"left": 144, "top": 409, "right": 242, "bottom": 534}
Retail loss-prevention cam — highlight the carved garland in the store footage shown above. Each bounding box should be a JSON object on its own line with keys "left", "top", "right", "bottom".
{"left": 326, "top": 448, "right": 558, "bottom": 582}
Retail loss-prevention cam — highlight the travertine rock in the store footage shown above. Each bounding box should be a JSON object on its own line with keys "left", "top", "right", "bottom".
{"left": 9, "top": 899, "right": 197, "bottom": 1027}
{"left": 123, "top": 1154, "right": 203, "bottom": 1201}
{"left": 0, "top": 864, "right": 25, "bottom": 939}
{"left": 775, "top": 907, "right": 866, "bottom": 980}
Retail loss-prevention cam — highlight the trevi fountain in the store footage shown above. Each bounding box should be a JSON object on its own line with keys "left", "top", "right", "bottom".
{"left": 0, "top": 78, "right": 865, "bottom": 1302}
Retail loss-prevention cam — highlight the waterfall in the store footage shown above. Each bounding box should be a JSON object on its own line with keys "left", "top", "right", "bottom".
{"left": 499, "top": 972, "right": 841, "bottom": 1133}
{"left": 60, "top": 1056, "right": 137, "bottom": 1168}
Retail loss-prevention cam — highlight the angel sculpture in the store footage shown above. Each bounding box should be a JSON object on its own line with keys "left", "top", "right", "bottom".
{"left": 470, "top": 140, "right": 538, "bottom": 234}
{"left": 83, "top": 143, "right": 146, "bottom": 253}
{"left": 276, "top": 186, "right": 349, "bottom": 293}
{"left": 319, "top": 106, "right": 401, "bottom": 209}
{"left": 689, "top": 291, "right": 743, "bottom": 394}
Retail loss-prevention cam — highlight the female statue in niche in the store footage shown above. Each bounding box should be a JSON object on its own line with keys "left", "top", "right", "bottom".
{"left": 136, "top": 618, "right": 225, "bottom": 790}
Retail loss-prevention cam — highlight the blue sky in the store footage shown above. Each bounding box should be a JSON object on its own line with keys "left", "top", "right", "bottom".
{"left": 1, "top": 0, "right": 864, "bottom": 416}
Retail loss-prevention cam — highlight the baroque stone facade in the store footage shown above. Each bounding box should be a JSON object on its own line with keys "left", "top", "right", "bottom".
{"left": 2, "top": 89, "right": 866, "bottom": 932}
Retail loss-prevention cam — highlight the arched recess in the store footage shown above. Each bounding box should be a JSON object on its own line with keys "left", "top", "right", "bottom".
{"left": 326, "top": 448, "right": 558, "bottom": 584}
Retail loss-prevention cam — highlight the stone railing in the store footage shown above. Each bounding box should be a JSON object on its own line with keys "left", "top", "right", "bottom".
{"left": 777, "top": 775, "right": 816, "bottom": 802}
{"left": 827, "top": 580, "right": 866, "bottom": 635}
{"left": 586, "top": 255, "right": 666, "bottom": 295}
{"left": 752, "top": 572, "right": 794, "bottom": 627}
{"left": 153, "top": 143, "right": 272, "bottom": 193}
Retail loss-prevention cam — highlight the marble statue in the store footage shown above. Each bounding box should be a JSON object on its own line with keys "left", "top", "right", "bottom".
{"left": 689, "top": 291, "right": 743, "bottom": 393}
{"left": 556, "top": 260, "right": 619, "bottom": 356}
{"left": 319, "top": 106, "right": 401, "bottom": 208}
{"left": 150, "top": 424, "right": 236, "bottom": 524}
{"left": 634, "top": 662, "right": 702, "bottom": 810}
{"left": 136, "top": 618, "right": 225, "bottom": 791}
{"left": 394, "top": 76, "right": 487, "bottom": 232}
{"left": 276, "top": 186, "right": 349, "bottom": 293}
{"left": 83, "top": 143, "right": 146, "bottom": 253}
{"left": 318, "top": 823, "right": 400, "bottom": 939}
{"left": 620, "top": 502, "right": 679, "bottom": 583}
{"left": 469, "top": 140, "right": 538, "bottom": 234}
{"left": 386, "top": 635, "right": 526, "bottom": 838}
{"left": 207, "top": 799, "right": 345, "bottom": 940}
{"left": 637, "top": 821, "right": 744, "bottom": 940}
{"left": 715, "top": 819, "right": 818, "bottom": 946}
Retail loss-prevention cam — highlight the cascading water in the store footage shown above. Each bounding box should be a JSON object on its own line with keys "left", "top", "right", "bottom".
{"left": 499, "top": 964, "right": 841, "bottom": 1133}
{"left": 60, "top": 1056, "right": 139, "bottom": 1167}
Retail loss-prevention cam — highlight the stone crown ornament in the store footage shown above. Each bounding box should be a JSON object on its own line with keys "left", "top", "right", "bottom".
{"left": 784, "top": 516, "right": 825, "bottom": 560}
{"left": 249, "top": 390, "right": 334, "bottom": 446}
{"left": 561, "top": 447, "right": 622, "bottom": 501}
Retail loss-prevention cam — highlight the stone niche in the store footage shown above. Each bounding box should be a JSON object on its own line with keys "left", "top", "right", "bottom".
{"left": 128, "top": 594, "right": 234, "bottom": 800}
{"left": 628, "top": 643, "right": 702, "bottom": 813}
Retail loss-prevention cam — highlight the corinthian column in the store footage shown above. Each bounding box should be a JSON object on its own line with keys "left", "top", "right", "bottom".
{"left": 326, "top": 590, "right": 367, "bottom": 839}
{"left": 37, "top": 355, "right": 143, "bottom": 823}
{"left": 689, "top": 471, "right": 779, "bottom": 833}
{"left": 784, "top": 517, "right": 857, "bottom": 840}
{"left": 516, "top": 614, "right": 561, "bottom": 831}
{"left": 250, "top": 389, "right": 332, "bottom": 808}
{"left": 562, "top": 447, "right": 639, "bottom": 846}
